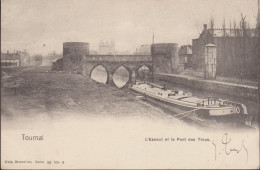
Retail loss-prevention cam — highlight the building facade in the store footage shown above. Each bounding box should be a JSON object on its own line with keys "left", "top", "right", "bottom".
{"left": 1, "top": 50, "right": 30, "bottom": 67}
{"left": 99, "top": 40, "right": 115, "bottom": 55}
{"left": 1, "top": 52, "right": 21, "bottom": 67}
{"left": 192, "top": 24, "right": 258, "bottom": 79}
{"left": 134, "top": 44, "right": 151, "bottom": 55}
{"left": 178, "top": 45, "right": 192, "bottom": 70}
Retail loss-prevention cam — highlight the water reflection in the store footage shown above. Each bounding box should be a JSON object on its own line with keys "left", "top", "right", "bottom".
{"left": 90, "top": 65, "right": 108, "bottom": 84}
{"left": 113, "top": 66, "right": 130, "bottom": 88}
{"left": 138, "top": 65, "right": 149, "bottom": 80}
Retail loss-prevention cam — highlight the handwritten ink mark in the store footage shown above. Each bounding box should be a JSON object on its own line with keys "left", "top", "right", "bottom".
{"left": 212, "top": 141, "right": 216, "bottom": 161}
{"left": 221, "top": 133, "right": 248, "bottom": 164}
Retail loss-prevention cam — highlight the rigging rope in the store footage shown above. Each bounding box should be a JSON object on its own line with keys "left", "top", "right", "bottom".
{"left": 173, "top": 108, "right": 201, "bottom": 117}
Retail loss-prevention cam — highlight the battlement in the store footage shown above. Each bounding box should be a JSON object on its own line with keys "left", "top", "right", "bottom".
{"left": 85, "top": 55, "right": 151, "bottom": 62}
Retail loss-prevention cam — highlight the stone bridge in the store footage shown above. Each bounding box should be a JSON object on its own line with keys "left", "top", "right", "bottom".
{"left": 83, "top": 55, "right": 152, "bottom": 83}
{"left": 62, "top": 53, "right": 152, "bottom": 85}
{"left": 59, "top": 42, "right": 178, "bottom": 86}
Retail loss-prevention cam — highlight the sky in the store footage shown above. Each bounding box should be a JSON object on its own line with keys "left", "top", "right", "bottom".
{"left": 1, "top": 0, "right": 258, "bottom": 55}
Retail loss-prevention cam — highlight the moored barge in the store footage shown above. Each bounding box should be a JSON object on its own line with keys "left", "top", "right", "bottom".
{"left": 129, "top": 81, "right": 251, "bottom": 126}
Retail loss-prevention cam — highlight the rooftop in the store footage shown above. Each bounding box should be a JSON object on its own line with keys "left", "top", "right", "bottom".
{"left": 1, "top": 53, "right": 21, "bottom": 60}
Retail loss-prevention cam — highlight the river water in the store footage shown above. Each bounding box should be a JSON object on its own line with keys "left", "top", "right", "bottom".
{"left": 90, "top": 65, "right": 108, "bottom": 84}
{"left": 113, "top": 66, "right": 129, "bottom": 88}
{"left": 91, "top": 65, "right": 130, "bottom": 88}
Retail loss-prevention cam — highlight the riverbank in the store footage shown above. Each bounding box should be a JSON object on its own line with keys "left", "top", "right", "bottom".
{"left": 1, "top": 66, "right": 184, "bottom": 129}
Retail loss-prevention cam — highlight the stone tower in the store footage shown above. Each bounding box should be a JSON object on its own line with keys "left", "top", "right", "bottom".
{"left": 151, "top": 43, "right": 179, "bottom": 74}
{"left": 204, "top": 44, "right": 217, "bottom": 80}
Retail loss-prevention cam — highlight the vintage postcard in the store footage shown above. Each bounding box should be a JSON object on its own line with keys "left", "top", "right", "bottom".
{"left": 1, "top": 0, "right": 259, "bottom": 169}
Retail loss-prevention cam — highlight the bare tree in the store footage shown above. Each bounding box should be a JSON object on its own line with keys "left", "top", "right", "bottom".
{"left": 222, "top": 17, "right": 227, "bottom": 76}
{"left": 222, "top": 17, "right": 226, "bottom": 37}
{"left": 229, "top": 20, "right": 232, "bottom": 35}
{"left": 195, "top": 23, "right": 203, "bottom": 35}
{"left": 209, "top": 16, "right": 214, "bottom": 35}
{"left": 233, "top": 19, "right": 239, "bottom": 36}
{"left": 240, "top": 13, "right": 247, "bottom": 37}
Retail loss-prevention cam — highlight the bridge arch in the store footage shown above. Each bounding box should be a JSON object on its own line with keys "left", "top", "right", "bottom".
{"left": 135, "top": 63, "right": 152, "bottom": 80}
{"left": 89, "top": 64, "right": 109, "bottom": 84}
{"left": 136, "top": 63, "right": 152, "bottom": 71}
{"left": 112, "top": 65, "right": 132, "bottom": 88}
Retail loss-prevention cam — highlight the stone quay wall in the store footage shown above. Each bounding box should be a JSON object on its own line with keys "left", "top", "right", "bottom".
{"left": 154, "top": 73, "right": 258, "bottom": 100}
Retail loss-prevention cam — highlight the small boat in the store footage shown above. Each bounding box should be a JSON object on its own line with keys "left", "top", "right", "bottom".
{"left": 129, "top": 81, "right": 248, "bottom": 119}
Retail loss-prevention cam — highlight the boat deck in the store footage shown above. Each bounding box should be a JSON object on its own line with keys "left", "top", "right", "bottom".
{"left": 132, "top": 83, "right": 231, "bottom": 109}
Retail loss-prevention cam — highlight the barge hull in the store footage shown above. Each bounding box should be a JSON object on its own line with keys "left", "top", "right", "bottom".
{"left": 130, "top": 87, "right": 249, "bottom": 125}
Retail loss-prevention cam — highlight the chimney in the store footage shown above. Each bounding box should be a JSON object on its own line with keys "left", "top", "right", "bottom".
{"left": 7, "top": 50, "right": 9, "bottom": 54}
{"left": 203, "top": 24, "right": 207, "bottom": 30}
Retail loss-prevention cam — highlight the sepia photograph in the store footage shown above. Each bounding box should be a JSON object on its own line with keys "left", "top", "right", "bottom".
{"left": 1, "top": 0, "right": 260, "bottom": 169}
